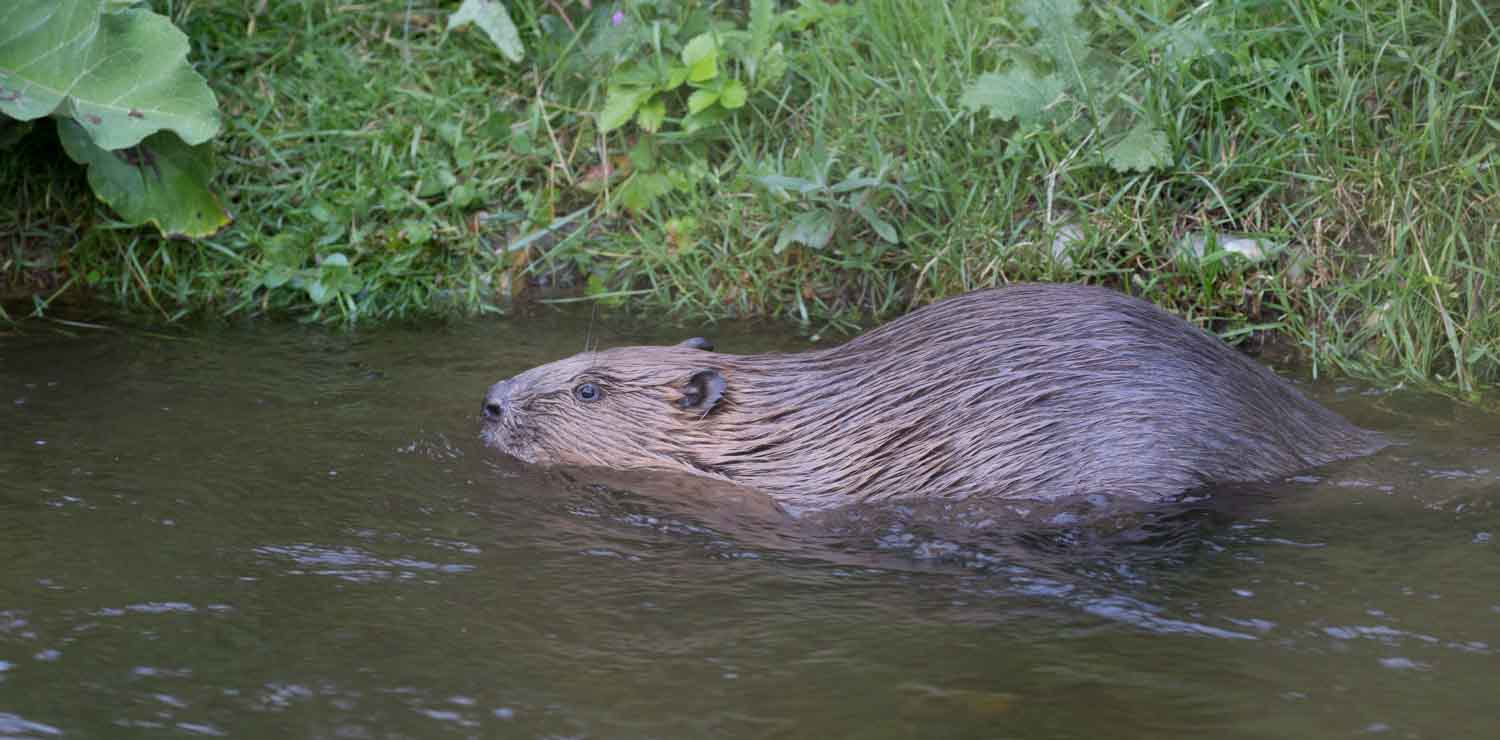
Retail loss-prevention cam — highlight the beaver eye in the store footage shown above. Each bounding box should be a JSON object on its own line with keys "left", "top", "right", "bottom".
{"left": 573, "top": 382, "right": 603, "bottom": 403}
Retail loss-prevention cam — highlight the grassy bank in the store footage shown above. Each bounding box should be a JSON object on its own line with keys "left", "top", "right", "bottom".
{"left": 2, "top": 0, "right": 1496, "bottom": 395}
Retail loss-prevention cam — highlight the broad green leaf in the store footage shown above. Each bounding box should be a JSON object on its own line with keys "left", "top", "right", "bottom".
{"left": 681, "top": 32, "right": 717, "bottom": 67}
{"left": 261, "top": 233, "right": 310, "bottom": 269}
{"left": 681, "top": 106, "right": 730, "bottom": 134}
{"left": 681, "top": 33, "right": 719, "bottom": 82}
{"left": 1102, "top": 119, "right": 1170, "bottom": 172}
{"left": 855, "top": 204, "right": 899, "bottom": 243}
{"left": 450, "top": 182, "right": 479, "bottom": 207}
{"left": 636, "top": 96, "right": 667, "bottom": 132}
{"left": 320, "top": 256, "right": 363, "bottom": 296}
{"left": 337, "top": 271, "right": 364, "bottom": 295}
{"left": 400, "top": 219, "right": 434, "bottom": 244}
{"left": 688, "top": 56, "right": 718, "bottom": 83}
{"left": 610, "top": 62, "right": 661, "bottom": 88}
{"left": 599, "top": 87, "right": 649, "bottom": 132}
{"left": 1018, "top": 0, "right": 1084, "bottom": 31}
{"left": 687, "top": 88, "right": 720, "bottom": 115}
{"left": 775, "top": 209, "right": 837, "bottom": 252}
{"left": 447, "top": 0, "right": 524, "bottom": 62}
{"left": 56, "top": 118, "right": 231, "bottom": 238}
{"left": 664, "top": 64, "right": 691, "bottom": 90}
{"left": 307, "top": 279, "right": 335, "bottom": 305}
{"left": 0, "top": 1, "right": 220, "bottom": 150}
{"left": 719, "top": 79, "right": 748, "bottom": 109}
{"left": 1018, "top": 0, "right": 1090, "bottom": 82}
{"left": 959, "top": 69, "right": 1066, "bottom": 125}
{"left": 260, "top": 265, "right": 294, "bottom": 290}
{"left": 627, "top": 138, "right": 656, "bottom": 171}
{"left": 618, "top": 172, "right": 673, "bottom": 212}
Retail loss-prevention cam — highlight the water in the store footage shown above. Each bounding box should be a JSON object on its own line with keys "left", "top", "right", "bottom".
{"left": 2, "top": 310, "right": 1497, "bottom": 739}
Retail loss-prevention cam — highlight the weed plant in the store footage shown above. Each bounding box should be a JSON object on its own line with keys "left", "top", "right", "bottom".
{"left": 1, "top": 0, "right": 1495, "bottom": 395}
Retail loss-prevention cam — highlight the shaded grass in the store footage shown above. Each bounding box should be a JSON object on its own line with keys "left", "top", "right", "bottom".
{"left": 1, "top": 0, "right": 1496, "bottom": 396}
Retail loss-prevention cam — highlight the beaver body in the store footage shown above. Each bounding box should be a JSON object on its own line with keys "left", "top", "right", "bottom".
{"left": 481, "top": 283, "right": 1384, "bottom": 511}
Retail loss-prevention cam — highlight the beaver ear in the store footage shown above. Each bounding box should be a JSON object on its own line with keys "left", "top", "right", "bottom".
{"left": 677, "top": 369, "right": 726, "bottom": 413}
{"left": 677, "top": 337, "right": 714, "bottom": 352}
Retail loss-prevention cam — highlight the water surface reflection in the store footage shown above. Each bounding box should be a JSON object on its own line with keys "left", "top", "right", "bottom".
{"left": 1, "top": 311, "right": 1496, "bottom": 738}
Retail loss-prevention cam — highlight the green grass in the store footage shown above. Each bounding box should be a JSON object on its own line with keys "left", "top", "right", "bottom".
{"left": 2, "top": 0, "right": 1496, "bottom": 396}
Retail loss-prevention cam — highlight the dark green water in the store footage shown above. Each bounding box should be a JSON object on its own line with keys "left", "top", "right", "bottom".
{"left": 2, "top": 310, "right": 1497, "bottom": 739}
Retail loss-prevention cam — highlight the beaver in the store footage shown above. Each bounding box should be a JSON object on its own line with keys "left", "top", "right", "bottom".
{"left": 481, "top": 283, "right": 1384, "bottom": 511}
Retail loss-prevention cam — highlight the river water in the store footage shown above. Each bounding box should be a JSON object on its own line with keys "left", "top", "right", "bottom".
{"left": 2, "top": 309, "right": 1497, "bottom": 739}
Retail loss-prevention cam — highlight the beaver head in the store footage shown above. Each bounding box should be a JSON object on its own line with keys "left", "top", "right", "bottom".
{"left": 480, "top": 338, "right": 731, "bottom": 474}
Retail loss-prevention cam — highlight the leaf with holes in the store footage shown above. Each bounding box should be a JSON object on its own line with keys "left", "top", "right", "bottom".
{"left": 0, "top": 0, "right": 220, "bottom": 150}
{"left": 56, "top": 118, "right": 231, "bottom": 238}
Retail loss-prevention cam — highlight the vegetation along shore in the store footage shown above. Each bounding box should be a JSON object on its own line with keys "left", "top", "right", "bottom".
{"left": 2, "top": 0, "right": 1495, "bottom": 397}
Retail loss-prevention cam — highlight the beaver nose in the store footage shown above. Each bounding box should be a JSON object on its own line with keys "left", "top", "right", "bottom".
{"left": 482, "top": 380, "right": 512, "bottom": 421}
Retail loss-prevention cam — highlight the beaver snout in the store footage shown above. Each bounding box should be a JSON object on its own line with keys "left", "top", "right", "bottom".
{"left": 482, "top": 380, "right": 513, "bottom": 421}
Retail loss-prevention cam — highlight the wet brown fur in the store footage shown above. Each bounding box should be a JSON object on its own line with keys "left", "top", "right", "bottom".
{"left": 482, "top": 283, "right": 1385, "bottom": 511}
